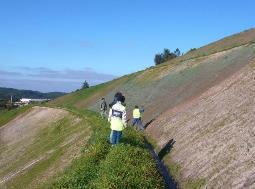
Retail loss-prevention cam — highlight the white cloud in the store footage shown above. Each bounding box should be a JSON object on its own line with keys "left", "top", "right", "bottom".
{"left": 0, "top": 67, "right": 116, "bottom": 92}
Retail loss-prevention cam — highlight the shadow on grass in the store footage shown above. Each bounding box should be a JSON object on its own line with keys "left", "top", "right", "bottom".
{"left": 158, "top": 139, "right": 176, "bottom": 161}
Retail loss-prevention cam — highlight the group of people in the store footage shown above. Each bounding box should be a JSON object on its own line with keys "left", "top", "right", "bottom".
{"left": 100, "top": 92, "right": 144, "bottom": 146}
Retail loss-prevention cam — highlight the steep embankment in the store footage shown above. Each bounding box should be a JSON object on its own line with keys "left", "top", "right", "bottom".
{"left": 147, "top": 60, "right": 255, "bottom": 188}
{"left": 0, "top": 106, "right": 90, "bottom": 188}
{"left": 47, "top": 28, "right": 255, "bottom": 188}
{"left": 50, "top": 29, "right": 255, "bottom": 124}
{"left": 0, "top": 107, "right": 165, "bottom": 188}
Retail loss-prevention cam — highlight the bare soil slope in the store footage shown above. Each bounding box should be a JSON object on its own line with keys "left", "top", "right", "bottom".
{"left": 50, "top": 29, "right": 255, "bottom": 123}
{"left": 147, "top": 61, "right": 255, "bottom": 189}
{"left": 89, "top": 43, "right": 255, "bottom": 123}
{"left": 48, "top": 28, "right": 255, "bottom": 188}
{"left": 0, "top": 106, "right": 90, "bottom": 188}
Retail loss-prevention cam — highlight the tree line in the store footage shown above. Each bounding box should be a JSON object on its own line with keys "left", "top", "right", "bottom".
{"left": 154, "top": 48, "right": 181, "bottom": 65}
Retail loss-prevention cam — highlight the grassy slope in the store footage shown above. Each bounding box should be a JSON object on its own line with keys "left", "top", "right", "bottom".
{"left": 50, "top": 28, "right": 255, "bottom": 123}
{"left": 46, "top": 84, "right": 165, "bottom": 188}
{"left": 42, "top": 110, "right": 164, "bottom": 189}
{"left": 0, "top": 106, "right": 31, "bottom": 127}
{"left": 4, "top": 28, "right": 250, "bottom": 188}
{"left": 46, "top": 28, "right": 255, "bottom": 189}
{"left": 1, "top": 76, "right": 164, "bottom": 188}
{"left": 1, "top": 108, "right": 91, "bottom": 189}
{"left": 49, "top": 73, "right": 138, "bottom": 109}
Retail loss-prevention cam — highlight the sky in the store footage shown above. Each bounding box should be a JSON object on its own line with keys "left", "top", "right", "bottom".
{"left": 0, "top": 0, "right": 254, "bottom": 92}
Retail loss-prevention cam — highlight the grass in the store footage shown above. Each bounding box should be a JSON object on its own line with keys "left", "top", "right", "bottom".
{"left": 154, "top": 28, "right": 255, "bottom": 70}
{"left": 49, "top": 73, "right": 137, "bottom": 110}
{"left": 42, "top": 109, "right": 165, "bottom": 189}
{"left": 0, "top": 105, "right": 31, "bottom": 127}
{"left": 44, "top": 33, "right": 255, "bottom": 188}
{"left": 2, "top": 110, "right": 91, "bottom": 189}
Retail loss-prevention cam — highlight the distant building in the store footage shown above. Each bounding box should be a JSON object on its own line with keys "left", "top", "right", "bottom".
{"left": 20, "top": 98, "right": 31, "bottom": 104}
{"left": 20, "top": 98, "right": 50, "bottom": 105}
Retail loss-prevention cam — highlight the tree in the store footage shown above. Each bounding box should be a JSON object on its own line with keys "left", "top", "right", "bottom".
{"left": 154, "top": 54, "right": 163, "bottom": 65}
{"left": 162, "top": 48, "right": 171, "bottom": 61}
{"left": 174, "top": 48, "right": 181, "bottom": 56}
{"left": 154, "top": 48, "right": 179, "bottom": 66}
{"left": 81, "top": 80, "right": 90, "bottom": 89}
{"left": 188, "top": 48, "right": 196, "bottom": 53}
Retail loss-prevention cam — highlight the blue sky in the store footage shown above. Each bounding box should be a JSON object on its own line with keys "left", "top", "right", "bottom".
{"left": 0, "top": 0, "right": 254, "bottom": 92}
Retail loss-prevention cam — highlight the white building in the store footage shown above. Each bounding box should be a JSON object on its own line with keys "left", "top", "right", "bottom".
{"left": 20, "top": 98, "right": 31, "bottom": 104}
{"left": 20, "top": 98, "right": 50, "bottom": 104}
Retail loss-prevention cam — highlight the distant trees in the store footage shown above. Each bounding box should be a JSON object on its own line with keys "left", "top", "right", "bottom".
{"left": 154, "top": 54, "right": 163, "bottom": 65}
{"left": 174, "top": 48, "right": 181, "bottom": 57}
{"left": 154, "top": 48, "right": 181, "bottom": 65}
{"left": 81, "top": 80, "right": 90, "bottom": 89}
{"left": 188, "top": 48, "right": 196, "bottom": 53}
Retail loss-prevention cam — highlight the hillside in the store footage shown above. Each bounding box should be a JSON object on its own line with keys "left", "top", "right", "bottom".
{"left": 49, "top": 28, "right": 255, "bottom": 188}
{"left": 147, "top": 60, "right": 255, "bottom": 188}
{"left": 0, "top": 106, "right": 91, "bottom": 188}
{"left": 0, "top": 87, "right": 66, "bottom": 101}
{"left": 50, "top": 28, "right": 255, "bottom": 122}
{"left": 1, "top": 28, "right": 255, "bottom": 188}
{"left": 0, "top": 108, "right": 165, "bottom": 188}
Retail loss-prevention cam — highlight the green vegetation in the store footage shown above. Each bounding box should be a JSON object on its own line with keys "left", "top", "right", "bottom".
{"left": 49, "top": 82, "right": 110, "bottom": 108}
{"left": 2, "top": 28, "right": 255, "bottom": 189}
{"left": 0, "top": 87, "right": 66, "bottom": 101}
{"left": 49, "top": 73, "right": 138, "bottom": 109}
{"left": 3, "top": 110, "right": 90, "bottom": 189}
{"left": 81, "top": 80, "right": 90, "bottom": 90}
{"left": 0, "top": 105, "right": 31, "bottom": 127}
{"left": 43, "top": 110, "right": 164, "bottom": 189}
{"left": 154, "top": 48, "right": 181, "bottom": 65}
{"left": 43, "top": 29, "right": 255, "bottom": 189}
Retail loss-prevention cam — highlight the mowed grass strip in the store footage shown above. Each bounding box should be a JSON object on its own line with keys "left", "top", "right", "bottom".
{"left": 44, "top": 110, "right": 165, "bottom": 189}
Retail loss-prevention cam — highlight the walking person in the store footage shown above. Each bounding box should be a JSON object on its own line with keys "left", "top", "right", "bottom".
{"left": 100, "top": 98, "right": 107, "bottom": 119}
{"left": 108, "top": 94, "right": 127, "bottom": 146}
{"left": 132, "top": 105, "right": 144, "bottom": 131}
{"left": 109, "top": 92, "right": 123, "bottom": 108}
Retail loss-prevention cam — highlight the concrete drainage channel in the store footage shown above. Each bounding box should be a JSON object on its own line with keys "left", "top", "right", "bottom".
{"left": 144, "top": 137, "right": 177, "bottom": 189}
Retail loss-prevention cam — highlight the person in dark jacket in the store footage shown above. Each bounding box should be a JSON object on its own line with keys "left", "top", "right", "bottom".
{"left": 109, "top": 92, "right": 123, "bottom": 108}
{"left": 100, "top": 98, "right": 107, "bottom": 119}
